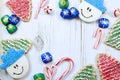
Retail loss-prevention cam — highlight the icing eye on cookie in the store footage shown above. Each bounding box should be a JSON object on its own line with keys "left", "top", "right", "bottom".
{"left": 13, "top": 64, "right": 18, "bottom": 69}
{"left": 87, "top": 7, "right": 92, "bottom": 12}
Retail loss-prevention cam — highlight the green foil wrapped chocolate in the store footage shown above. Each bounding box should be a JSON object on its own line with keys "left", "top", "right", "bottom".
{"left": 1, "top": 15, "right": 9, "bottom": 26}
{"left": 59, "top": 0, "right": 69, "bottom": 9}
{"left": 33, "top": 73, "right": 45, "bottom": 80}
{"left": 6, "top": 24, "right": 17, "bottom": 34}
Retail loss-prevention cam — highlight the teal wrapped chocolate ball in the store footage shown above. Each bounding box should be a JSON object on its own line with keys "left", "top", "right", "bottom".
{"left": 1, "top": 15, "right": 9, "bottom": 26}
{"left": 41, "top": 52, "right": 53, "bottom": 64}
{"left": 6, "top": 24, "right": 17, "bottom": 34}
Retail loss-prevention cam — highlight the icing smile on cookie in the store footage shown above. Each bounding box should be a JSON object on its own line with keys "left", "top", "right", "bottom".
{"left": 13, "top": 67, "right": 24, "bottom": 75}
{"left": 81, "top": 9, "right": 93, "bottom": 18}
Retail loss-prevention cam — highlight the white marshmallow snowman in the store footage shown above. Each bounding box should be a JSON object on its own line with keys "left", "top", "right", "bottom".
{"left": 6, "top": 55, "right": 29, "bottom": 79}
{"left": 79, "top": 0, "right": 106, "bottom": 22}
{"left": 0, "top": 48, "right": 29, "bottom": 79}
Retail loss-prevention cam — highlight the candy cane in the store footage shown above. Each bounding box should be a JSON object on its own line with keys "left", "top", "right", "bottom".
{"left": 94, "top": 28, "right": 103, "bottom": 49}
{"left": 114, "top": 8, "right": 120, "bottom": 17}
{"left": 34, "top": 0, "right": 49, "bottom": 19}
{"left": 45, "top": 57, "right": 74, "bottom": 80}
{"left": 45, "top": 65, "right": 57, "bottom": 80}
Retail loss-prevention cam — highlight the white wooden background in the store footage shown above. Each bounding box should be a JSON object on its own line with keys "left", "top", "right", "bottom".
{"left": 0, "top": 0, "right": 120, "bottom": 80}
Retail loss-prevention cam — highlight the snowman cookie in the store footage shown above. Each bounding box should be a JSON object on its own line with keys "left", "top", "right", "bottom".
{"left": 0, "top": 48, "right": 29, "bottom": 79}
{"left": 79, "top": 0, "right": 106, "bottom": 22}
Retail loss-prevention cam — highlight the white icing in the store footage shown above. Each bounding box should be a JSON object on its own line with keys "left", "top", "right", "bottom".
{"left": 6, "top": 55, "right": 29, "bottom": 79}
{"left": 78, "top": 1, "right": 102, "bottom": 22}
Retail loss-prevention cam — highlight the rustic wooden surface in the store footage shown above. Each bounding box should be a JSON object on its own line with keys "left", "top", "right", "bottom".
{"left": 1, "top": 0, "right": 120, "bottom": 80}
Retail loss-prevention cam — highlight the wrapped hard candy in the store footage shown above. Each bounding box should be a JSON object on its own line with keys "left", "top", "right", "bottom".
{"left": 59, "top": 0, "right": 69, "bottom": 9}
{"left": 60, "top": 9, "right": 71, "bottom": 19}
{"left": 99, "top": 18, "right": 109, "bottom": 29}
{"left": 114, "top": 9, "right": 120, "bottom": 17}
{"left": 41, "top": 52, "right": 53, "bottom": 64}
{"left": 8, "top": 14, "right": 20, "bottom": 25}
{"left": 6, "top": 24, "right": 17, "bottom": 34}
{"left": 70, "top": 7, "right": 79, "bottom": 18}
{"left": 33, "top": 73, "right": 45, "bottom": 80}
{"left": 1, "top": 15, "right": 9, "bottom": 26}
{"left": 44, "top": 6, "right": 53, "bottom": 14}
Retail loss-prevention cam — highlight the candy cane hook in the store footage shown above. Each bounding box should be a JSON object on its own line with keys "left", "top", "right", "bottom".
{"left": 45, "top": 57, "right": 74, "bottom": 80}
{"left": 94, "top": 28, "right": 103, "bottom": 49}
{"left": 114, "top": 8, "right": 120, "bottom": 17}
{"left": 34, "top": 0, "right": 49, "bottom": 19}
{"left": 45, "top": 65, "right": 57, "bottom": 80}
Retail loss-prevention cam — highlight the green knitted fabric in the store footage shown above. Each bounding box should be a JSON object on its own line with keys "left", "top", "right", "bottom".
{"left": 1, "top": 39, "right": 32, "bottom": 53}
{"left": 105, "top": 21, "right": 120, "bottom": 49}
{"left": 74, "top": 65, "right": 96, "bottom": 80}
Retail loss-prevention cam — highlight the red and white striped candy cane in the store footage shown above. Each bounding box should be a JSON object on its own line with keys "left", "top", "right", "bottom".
{"left": 45, "top": 57, "right": 74, "bottom": 80}
{"left": 34, "top": 0, "right": 49, "bottom": 19}
{"left": 94, "top": 28, "right": 103, "bottom": 49}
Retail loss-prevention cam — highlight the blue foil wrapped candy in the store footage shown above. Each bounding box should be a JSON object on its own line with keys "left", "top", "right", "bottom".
{"left": 99, "top": 18, "right": 109, "bottom": 29}
{"left": 41, "top": 52, "right": 53, "bottom": 64}
{"left": 70, "top": 7, "right": 79, "bottom": 18}
{"left": 60, "top": 9, "right": 71, "bottom": 19}
{"left": 8, "top": 14, "right": 20, "bottom": 25}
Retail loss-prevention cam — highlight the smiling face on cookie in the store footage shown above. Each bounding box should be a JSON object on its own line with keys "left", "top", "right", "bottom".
{"left": 6, "top": 55, "right": 29, "bottom": 79}
{"left": 79, "top": 1, "right": 102, "bottom": 22}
